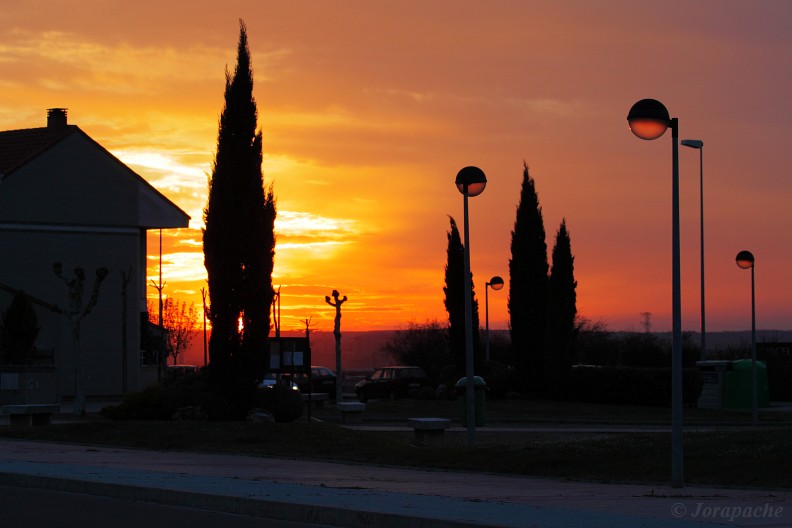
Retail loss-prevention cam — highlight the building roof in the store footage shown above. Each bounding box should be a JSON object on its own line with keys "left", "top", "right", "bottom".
{"left": 0, "top": 125, "right": 78, "bottom": 177}
{"left": 0, "top": 109, "right": 190, "bottom": 228}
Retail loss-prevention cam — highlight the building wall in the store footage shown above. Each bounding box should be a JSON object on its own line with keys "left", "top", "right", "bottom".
{"left": 0, "top": 125, "right": 188, "bottom": 400}
{"left": 0, "top": 226, "right": 144, "bottom": 397}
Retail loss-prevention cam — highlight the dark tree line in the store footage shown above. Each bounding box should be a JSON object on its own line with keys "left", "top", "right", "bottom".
{"left": 509, "top": 163, "right": 577, "bottom": 397}
{"left": 435, "top": 163, "right": 577, "bottom": 398}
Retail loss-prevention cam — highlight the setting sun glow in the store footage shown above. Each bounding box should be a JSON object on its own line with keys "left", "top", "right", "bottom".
{"left": 3, "top": 1, "right": 792, "bottom": 338}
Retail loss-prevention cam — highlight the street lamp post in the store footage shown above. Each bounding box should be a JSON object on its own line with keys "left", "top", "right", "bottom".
{"left": 736, "top": 250, "right": 758, "bottom": 426}
{"left": 455, "top": 166, "right": 487, "bottom": 446}
{"left": 682, "top": 139, "right": 705, "bottom": 360}
{"left": 627, "top": 98, "right": 684, "bottom": 488}
{"left": 485, "top": 276, "right": 504, "bottom": 362}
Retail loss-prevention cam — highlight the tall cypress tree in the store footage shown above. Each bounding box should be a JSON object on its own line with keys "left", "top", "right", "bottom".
{"left": 443, "top": 216, "right": 481, "bottom": 376}
{"left": 545, "top": 219, "right": 577, "bottom": 398}
{"left": 508, "top": 162, "right": 548, "bottom": 394}
{"left": 203, "top": 21, "right": 276, "bottom": 393}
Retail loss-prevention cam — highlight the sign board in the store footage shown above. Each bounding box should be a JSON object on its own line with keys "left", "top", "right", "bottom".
{"left": 269, "top": 337, "right": 311, "bottom": 373}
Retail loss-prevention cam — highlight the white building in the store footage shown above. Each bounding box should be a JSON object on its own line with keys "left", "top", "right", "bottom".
{"left": 0, "top": 108, "right": 190, "bottom": 401}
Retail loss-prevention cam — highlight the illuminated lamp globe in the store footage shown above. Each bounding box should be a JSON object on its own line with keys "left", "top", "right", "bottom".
{"left": 627, "top": 99, "right": 671, "bottom": 140}
{"left": 736, "top": 250, "right": 755, "bottom": 269}
{"left": 488, "top": 276, "right": 504, "bottom": 290}
{"left": 456, "top": 166, "right": 487, "bottom": 197}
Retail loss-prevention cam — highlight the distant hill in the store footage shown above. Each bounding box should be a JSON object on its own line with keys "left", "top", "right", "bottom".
{"left": 175, "top": 328, "right": 792, "bottom": 369}
{"left": 178, "top": 329, "right": 396, "bottom": 370}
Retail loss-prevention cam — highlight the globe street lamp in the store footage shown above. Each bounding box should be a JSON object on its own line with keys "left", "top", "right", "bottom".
{"left": 455, "top": 166, "right": 486, "bottom": 445}
{"left": 627, "top": 98, "right": 684, "bottom": 488}
{"left": 735, "top": 250, "right": 758, "bottom": 426}
{"left": 682, "top": 139, "right": 705, "bottom": 360}
{"left": 485, "top": 276, "right": 504, "bottom": 362}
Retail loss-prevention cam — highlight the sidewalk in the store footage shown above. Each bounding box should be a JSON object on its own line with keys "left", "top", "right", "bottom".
{"left": 0, "top": 439, "right": 788, "bottom": 527}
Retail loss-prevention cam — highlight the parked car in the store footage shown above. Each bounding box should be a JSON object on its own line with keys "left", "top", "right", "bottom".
{"left": 287, "top": 366, "right": 337, "bottom": 397}
{"left": 354, "top": 366, "right": 431, "bottom": 402}
{"left": 257, "top": 373, "right": 299, "bottom": 391}
{"left": 283, "top": 365, "right": 336, "bottom": 398}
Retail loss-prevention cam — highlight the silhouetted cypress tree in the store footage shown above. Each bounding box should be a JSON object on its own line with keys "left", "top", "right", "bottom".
{"left": 545, "top": 219, "right": 577, "bottom": 398}
{"left": 508, "top": 163, "right": 548, "bottom": 394}
{"left": 443, "top": 216, "right": 481, "bottom": 376}
{"left": 203, "top": 21, "right": 276, "bottom": 397}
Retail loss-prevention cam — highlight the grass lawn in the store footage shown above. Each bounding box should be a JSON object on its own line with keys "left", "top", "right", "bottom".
{"left": 1, "top": 399, "right": 789, "bottom": 489}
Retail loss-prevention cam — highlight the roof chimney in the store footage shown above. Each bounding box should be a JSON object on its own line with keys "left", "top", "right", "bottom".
{"left": 47, "top": 108, "right": 68, "bottom": 129}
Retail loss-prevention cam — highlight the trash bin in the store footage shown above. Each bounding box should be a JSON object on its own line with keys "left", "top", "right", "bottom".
{"left": 725, "top": 359, "right": 769, "bottom": 410}
{"left": 696, "top": 360, "right": 731, "bottom": 409}
{"left": 456, "top": 376, "right": 487, "bottom": 426}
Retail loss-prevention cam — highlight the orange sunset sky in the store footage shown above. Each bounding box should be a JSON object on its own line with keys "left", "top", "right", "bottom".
{"left": 2, "top": 1, "right": 791, "bottom": 335}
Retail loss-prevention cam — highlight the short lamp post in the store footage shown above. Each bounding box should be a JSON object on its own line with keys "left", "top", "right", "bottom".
{"left": 682, "top": 139, "right": 706, "bottom": 360}
{"left": 627, "top": 98, "right": 684, "bottom": 488}
{"left": 455, "top": 166, "right": 487, "bottom": 446}
{"left": 485, "top": 276, "right": 504, "bottom": 362}
{"left": 735, "top": 250, "right": 758, "bottom": 426}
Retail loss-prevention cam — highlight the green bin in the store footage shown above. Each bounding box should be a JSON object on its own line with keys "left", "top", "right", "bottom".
{"left": 456, "top": 376, "right": 487, "bottom": 426}
{"left": 724, "top": 359, "right": 769, "bottom": 409}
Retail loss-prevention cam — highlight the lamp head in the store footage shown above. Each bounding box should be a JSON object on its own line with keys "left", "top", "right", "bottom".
{"left": 455, "top": 166, "right": 487, "bottom": 197}
{"left": 681, "top": 139, "right": 703, "bottom": 149}
{"left": 627, "top": 99, "right": 671, "bottom": 140}
{"left": 487, "top": 276, "right": 504, "bottom": 290}
{"left": 736, "top": 250, "right": 755, "bottom": 269}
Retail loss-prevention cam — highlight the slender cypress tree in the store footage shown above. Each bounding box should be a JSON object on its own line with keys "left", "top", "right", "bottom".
{"left": 203, "top": 21, "right": 276, "bottom": 394}
{"left": 443, "top": 216, "right": 481, "bottom": 376}
{"left": 508, "top": 162, "right": 548, "bottom": 394}
{"left": 545, "top": 219, "right": 577, "bottom": 398}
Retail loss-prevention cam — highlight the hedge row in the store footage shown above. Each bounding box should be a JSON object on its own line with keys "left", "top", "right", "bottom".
{"left": 567, "top": 366, "right": 703, "bottom": 407}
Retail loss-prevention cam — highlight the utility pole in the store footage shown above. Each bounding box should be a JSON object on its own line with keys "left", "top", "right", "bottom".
{"left": 120, "top": 268, "right": 133, "bottom": 394}
{"left": 200, "top": 286, "right": 208, "bottom": 367}
{"left": 149, "top": 229, "right": 166, "bottom": 383}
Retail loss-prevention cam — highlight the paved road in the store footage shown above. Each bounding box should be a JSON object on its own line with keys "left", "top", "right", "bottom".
{"left": 0, "top": 484, "right": 334, "bottom": 528}
{"left": 1, "top": 439, "right": 789, "bottom": 527}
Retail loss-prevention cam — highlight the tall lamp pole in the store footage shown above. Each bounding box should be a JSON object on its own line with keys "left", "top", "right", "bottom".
{"left": 627, "top": 98, "right": 684, "bottom": 488}
{"left": 485, "top": 276, "right": 504, "bottom": 361}
{"left": 682, "top": 139, "right": 705, "bottom": 360}
{"left": 736, "top": 250, "right": 758, "bottom": 426}
{"left": 455, "top": 166, "right": 487, "bottom": 446}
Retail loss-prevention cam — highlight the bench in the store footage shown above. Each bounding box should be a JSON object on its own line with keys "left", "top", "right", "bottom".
{"left": 408, "top": 417, "right": 451, "bottom": 445}
{"left": 337, "top": 401, "right": 366, "bottom": 424}
{"left": 0, "top": 404, "right": 60, "bottom": 426}
{"left": 302, "top": 393, "right": 329, "bottom": 409}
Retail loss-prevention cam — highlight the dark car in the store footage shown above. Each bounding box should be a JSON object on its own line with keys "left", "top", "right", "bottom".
{"left": 287, "top": 366, "right": 337, "bottom": 397}
{"left": 257, "top": 373, "right": 299, "bottom": 392}
{"left": 354, "top": 366, "right": 431, "bottom": 402}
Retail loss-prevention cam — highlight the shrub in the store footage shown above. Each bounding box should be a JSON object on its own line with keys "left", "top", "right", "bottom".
{"left": 479, "top": 361, "right": 521, "bottom": 398}
{"left": 567, "top": 366, "right": 702, "bottom": 406}
{"left": 0, "top": 291, "right": 39, "bottom": 365}
{"left": 102, "top": 370, "right": 239, "bottom": 421}
{"left": 101, "top": 385, "right": 170, "bottom": 420}
{"left": 253, "top": 384, "right": 303, "bottom": 423}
